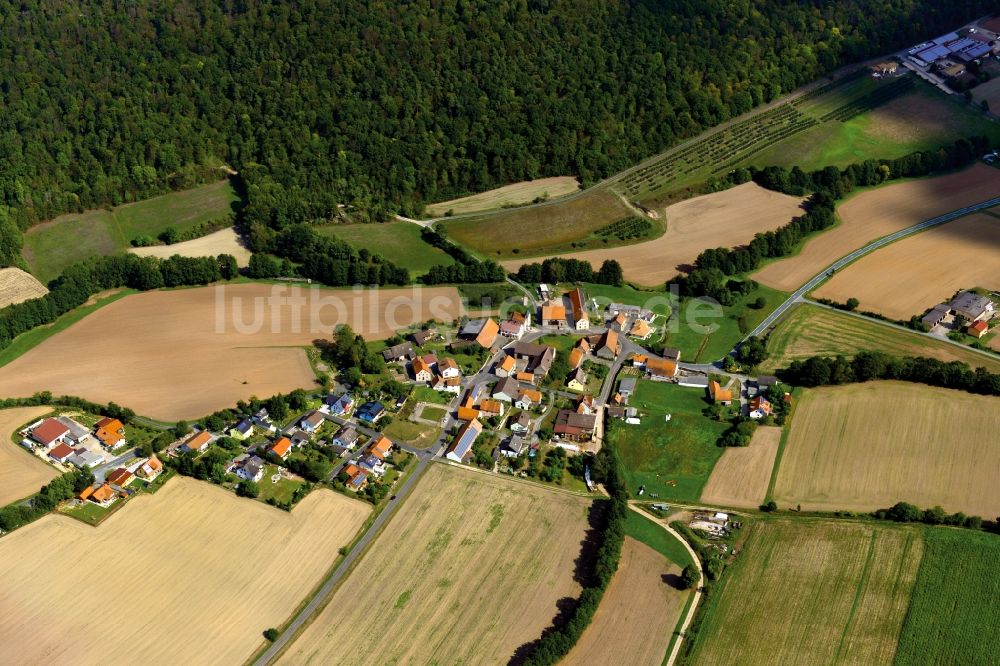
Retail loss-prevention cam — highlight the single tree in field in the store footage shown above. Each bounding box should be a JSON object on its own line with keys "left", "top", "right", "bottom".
{"left": 681, "top": 564, "right": 700, "bottom": 590}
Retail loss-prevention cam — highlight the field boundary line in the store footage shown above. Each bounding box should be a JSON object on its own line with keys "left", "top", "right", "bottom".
{"left": 431, "top": 458, "right": 600, "bottom": 498}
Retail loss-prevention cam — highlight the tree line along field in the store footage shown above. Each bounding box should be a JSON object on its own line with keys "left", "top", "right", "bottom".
{"left": 22, "top": 180, "right": 239, "bottom": 283}
{"left": 423, "top": 176, "right": 581, "bottom": 217}
{"left": 276, "top": 464, "right": 594, "bottom": 665}
{"left": 314, "top": 221, "right": 454, "bottom": 277}
{"left": 760, "top": 304, "right": 1000, "bottom": 374}
{"left": 811, "top": 210, "right": 1000, "bottom": 321}
{"left": 0, "top": 406, "right": 58, "bottom": 506}
{"left": 772, "top": 382, "right": 1000, "bottom": 518}
{"left": 0, "top": 477, "right": 370, "bottom": 665}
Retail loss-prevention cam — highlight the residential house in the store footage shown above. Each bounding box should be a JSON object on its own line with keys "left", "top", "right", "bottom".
{"left": 332, "top": 425, "right": 360, "bottom": 450}
{"left": 968, "top": 320, "right": 989, "bottom": 338}
{"left": 509, "top": 412, "right": 532, "bottom": 435}
{"left": 411, "top": 328, "right": 437, "bottom": 346}
{"left": 460, "top": 318, "right": 500, "bottom": 348}
{"left": 576, "top": 394, "right": 595, "bottom": 415}
{"left": 56, "top": 417, "right": 91, "bottom": 445}
{"left": 89, "top": 483, "right": 117, "bottom": 507}
{"left": 382, "top": 342, "right": 415, "bottom": 363}
{"left": 411, "top": 357, "right": 434, "bottom": 383}
{"left": 107, "top": 467, "right": 134, "bottom": 488}
{"left": 431, "top": 375, "right": 463, "bottom": 394}
{"left": 252, "top": 408, "right": 277, "bottom": 433}
{"left": 568, "top": 288, "right": 589, "bottom": 330}
{"left": 709, "top": 381, "right": 733, "bottom": 405}
{"left": 447, "top": 419, "right": 483, "bottom": 463}
{"left": 136, "top": 456, "right": 164, "bottom": 481}
{"left": 749, "top": 396, "right": 772, "bottom": 420}
{"left": 369, "top": 435, "right": 393, "bottom": 460}
{"left": 949, "top": 291, "right": 995, "bottom": 322}
{"left": 921, "top": 304, "right": 950, "bottom": 328}
{"left": 359, "top": 452, "right": 387, "bottom": 476}
{"left": 439, "top": 357, "right": 461, "bottom": 378}
{"left": 607, "top": 303, "right": 654, "bottom": 320}
{"left": 499, "top": 435, "right": 527, "bottom": 458}
{"left": 94, "top": 417, "right": 127, "bottom": 449}
{"left": 568, "top": 346, "right": 585, "bottom": 370}
{"left": 495, "top": 355, "right": 517, "bottom": 377}
{"left": 30, "top": 418, "right": 70, "bottom": 448}
{"left": 228, "top": 419, "right": 254, "bottom": 440}
{"left": 595, "top": 329, "right": 621, "bottom": 360}
{"left": 618, "top": 378, "right": 637, "bottom": 401}
{"left": 269, "top": 437, "right": 293, "bottom": 460}
{"left": 300, "top": 411, "right": 326, "bottom": 433}
{"left": 77, "top": 485, "right": 95, "bottom": 502}
{"left": 357, "top": 402, "right": 386, "bottom": 424}
{"left": 48, "top": 442, "right": 75, "bottom": 464}
{"left": 287, "top": 429, "right": 311, "bottom": 448}
{"left": 479, "top": 399, "right": 504, "bottom": 418}
{"left": 457, "top": 406, "right": 481, "bottom": 422}
{"left": 182, "top": 430, "right": 213, "bottom": 454}
{"left": 646, "top": 358, "right": 678, "bottom": 381}
{"left": 515, "top": 388, "right": 542, "bottom": 410}
{"left": 500, "top": 310, "right": 530, "bottom": 338}
{"left": 343, "top": 464, "right": 368, "bottom": 491}
{"left": 492, "top": 377, "right": 519, "bottom": 402}
{"left": 608, "top": 312, "right": 628, "bottom": 332}
{"left": 631, "top": 354, "right": 648, "bottom": 369}
{"left": 516, "top": 371, "right": 536, "bottom": 383}
{"left": 540, "top": 302, "right": 568, "bottom": 329}
{"left": 235, "top": 455, "right": 265, "bottom": 483}
{"left": 567, "top": 368, "right": 587, "bottom": 392}
{"left": 757, "top": 376, "right": 778, "bottom": 392}
{"left": 553, "top": 410, "right": 597, "bottom": 442}
{"left": 324, "top": 393, "right": 355, "bottom": 416}
{"left": 510, "top": 341, "right": 556, "bottom": 380}
{"left": 629, "top": 319, "right": 653, "bottom": 340}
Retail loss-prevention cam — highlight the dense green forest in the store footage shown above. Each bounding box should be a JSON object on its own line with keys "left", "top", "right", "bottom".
{"left": 0, "top": 0, "right": 993, "bottom": 267}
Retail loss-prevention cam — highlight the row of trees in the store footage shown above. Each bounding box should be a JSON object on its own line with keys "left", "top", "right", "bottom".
{"left": 782, "top": 351, "right": 1000, "bottom": 396}
{"left": 514, "top": 257, "right": 625, "bottom": 287}
{"left": 418, "top": 228, "right": 506, "bottom": 285}
{"left": 0, "top": 468, "right": 94, "bottom": 532}
{"left": 874, "top": 501, "right": 984, "bottom": 530}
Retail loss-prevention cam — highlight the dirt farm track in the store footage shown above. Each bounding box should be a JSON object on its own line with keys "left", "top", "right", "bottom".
{"left": 0, "top": 283, "right": 464, "bottom": 421}
{"left": 0, "top": 477, "right": 370, "bottom": 665}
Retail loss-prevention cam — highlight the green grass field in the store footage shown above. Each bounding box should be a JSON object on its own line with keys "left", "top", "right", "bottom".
{"left": 573, "top": 282, "right": 673, "bottom": 317}
{"left": 419, "top": 405, "right": 447, "bottom": 421}
{"left": 313, "top": 221, "right": 454, "bottom": 277}
{"left": 894, "top": 528, "right": 1000, "bottom": 665}
{"left": 624, "top": 509, "right": 694, "bottom": 567}
{"left": 663, "top": 283, "right": 787, "bottom": 363}
{"left": 761, "top": 303, "right": 1000, "bottom": 373}
{"left": 610, "top": 380, "right": 727, "bottom": 502}
{"left": 23, "top": 180, "right": 238, "bottom": 282}
{"left": 257, "top": 465, "right": 306, "bottom": 504}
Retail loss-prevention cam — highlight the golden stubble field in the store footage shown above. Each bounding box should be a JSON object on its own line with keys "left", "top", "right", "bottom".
{"left": 0, "top": 283, "right": 464, "bottom": 420}
{"left": 129, "top": 227, "right": 252, "bottom": 266}
{"left": 0, "top": 406, "right": 58, "bottom": 506}
{"left": 700, "top": 426, "right": 781, "bottom": 509}
{"left": 564, "top": 537, "right": 684, "bottom": 666}
{"left": 0, "top": 477, "right": 370, "bottom": 665}
{"left": 502, "top": 183, "right": 804, "bottom": 286}
{"left": 0, "top": 267, "right": 48, "bottom": 308}
{"left": 812, "top": 212, "right": 1000, "bottom": 319}
{"left": 689, "top": 520, "right": 923, "bottom": 665}
{"left": 753, "top": 164, "right": 1000, "bottom": 292}
{"left": 278, "top": 464, "right": 593, "bottom": 665}
{"left": 773, "top": 382, "right": 1000, "bottom": 516}
{"left": 424, "top": 176, "right": 581, "bottom": 217}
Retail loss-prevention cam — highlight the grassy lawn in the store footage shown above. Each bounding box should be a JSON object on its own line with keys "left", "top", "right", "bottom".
{"left": 257, "top": 465, "right": 306, "bottom": 504}
{"left": 664, "top": 283, "right": 787, "bottom": 363}
{"left": 418, "top": 405, "right": 447, "bottom": 421}
{"left": 23, "top": 180, "right": 238, "bottom": 282}
{"left": 59, "top": 499, "right": 119, "bottom": 525}
{"left": 574, "top": 282, "right": 672, "bottom": 317}
{"left": 313, "top": 221, "right": 453, "bottom": 278}
{"left": 610, "top": 380, "right": 727, "bottom": 502}
{"left": 538, "top": 334, "right": 583, "bottom": 355}
{"left": 410, "top": 386, "right": 451, "bottom": 405}
{"left": 625, "top": 509, "right": 694, "bottom": 567}
{"left": 382, "top": 419, "right": 441, "bottom": 449}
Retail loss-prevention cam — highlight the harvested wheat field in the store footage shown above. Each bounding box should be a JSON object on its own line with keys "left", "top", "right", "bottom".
{"left": 700, "top": 426, "right": 781, "bottom": 509}
{"left": 0, "top": 267, "right": 48, "bottom": 308}
{"left": 0, "top": 476, "right": 369, "bottom": 665}
{"left": 812, "top": 213, "right": 1000, "bottom": 320}
{"left": 773, "top": 382, "right": 1000, "bottom": 516}
{"left": 689, "top": 519, "right": 923, "bottom": 666}
{"left": 564, "top": 537, "right": 684, "bottom": 666}
{"left": 761, "top": 303, "right": 1000, "bottom": 374}
{"left": 754, "top": 164, "right": 1000, "bottom": 292}
{"left": 278, "top": 464, "right": 592, "bottom": 666}
{"left": 0, "top": 407, "right": 58, "bottom": 506}
{"left": 503, "top": 183, "right": 804, "bottom": 286}
{"left": 424, "top": 177, "right": 580, "bottom": 217}
{"left": 0, "top": 283, "right": 464, "bottom": 420}
{"left": 129, "top": 227, "right": 252, "bottom": 266}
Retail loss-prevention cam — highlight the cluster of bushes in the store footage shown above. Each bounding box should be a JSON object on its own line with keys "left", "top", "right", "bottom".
{"left": 419, "top": 228, "right": 506, "bottom": 285}
{"left": 782, "top": 351, "right": 1000, "bottom": 396}
{"left": 0, "top": 468, "right": 94, "bottom": 532}
{"left": 594, "top": 216, "right": 653, "bottom": 241}
{"left": 521, "top": 443, "right": 627, "bottom": 665}
{"left": 514, "top": 257, "right": 624, "bottom": 287}
{"left": 0, "top": 252, "right": 237, "bottom": 350}
{"left": 719, "top": 418, "right": 758, "bottom": 447}
{"left": 873, "top": 501, "right": 983, "bottom": 530}
{"left": 248, "top": 223, "right": 409, "bottom": 286}
{"left": 0, "top": 392, "right": 136, "bottom": 423}
{"left": 320, "top": 324, "right": 385, "bottom": 387}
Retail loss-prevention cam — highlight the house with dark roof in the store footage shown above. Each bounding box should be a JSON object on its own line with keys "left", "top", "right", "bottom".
{"left": 300, "top": 410, "right": 326, "bottom": 433}
{"left": 618, "top": 377, "right": 637, "bottom": 401}
{"left": 499, "top": 435, "right": 527, "bottom": 458}
{"left": 228, "top": 419, "right": 254, "bottom": 440}
{"left": 357, "top": 402, "right": 385, "bottom": 424}
{"left": 509, "top": 412, "right": 532, "bottom": 435}
{"left": 492, "top": 377, "right": 519, "bottom": 402}
{"left": 595, "top": 329, "right": 620, "bottom": 360}
{"left": 949, "top": 291, "right": 995, "bottom": 322}
{"left": 510, "top": 341, "right": 556, "bottom": 380}
{"left": 567, "top": 368, "right": 587, "bottom": 392}
{"left": 235, "top": 455, "right": 265, "bottom": 483}
{"left": 411, "top": 328, "right": 437, "bottom": 346}
{"left": 324, "top": 393, "right": 355, "bottom": 416}
{"left": 553, "top": 410, "right": 597, "bottom": 442}
{"left": 332, "top": 425, "right": 360, "bottom": 450}
{"left": 107, "top": 467, "right": 135, "bottom": 488}
{"left": 382, "top": 342, "right": 415, "bottom": 363}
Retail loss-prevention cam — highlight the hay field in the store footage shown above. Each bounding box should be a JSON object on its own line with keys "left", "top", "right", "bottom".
{"left": 0, "top": 477, "right": 370, "bottom": 665}
{"left": 425, "top": 177, "right": 580, "bottom": 217}
{"left": 753, "top": 164, "right": 1000, "bottom": 292}
{"left": 129, "top": 227, "right": 252, "bottom": 266}
{"left": 762, "top": 303, "right": 1000, "bottom": 373}
{"left": 688, "top": 520, "right": 922, "bottom": 665}
{"left": 0, "top": 283, "right": 464, "bottom": 420}
{"left": 0, "top": 406, "right": 57, "bottom": 506}
{"left": 812, "top": 212, "right": 1000, "bottom": 319}
{"left": 0, "top": 267, "right": 48, "bottom": 308}
{"left": 278, "top": 464, "right": 592, "bottom": 666}
{"left": 503, "top": 183, "right": 804, "bottom": 286}
{"left": 699, "top": 426, "right": 781, "bottom": 509}
{"left": 773, "top": 382, "right": 1000, "bottom": 516}
{"left": 563, "top": 537, "right": 683, "bottom": 666}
